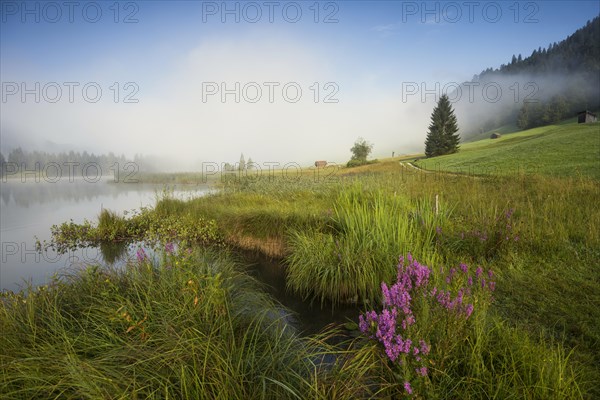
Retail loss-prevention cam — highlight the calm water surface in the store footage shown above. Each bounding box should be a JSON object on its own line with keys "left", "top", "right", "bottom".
{"left": 0, "top": 178, "right": 359, "bottom": 334}
{"left": 0, "top": 178, "right": 210, "bottom": 292}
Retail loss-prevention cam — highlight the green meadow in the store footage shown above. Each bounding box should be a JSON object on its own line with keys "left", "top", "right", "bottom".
{"left": 2, "top": 122, "right": 600, "bottom": 399}
{"left": 416, "top": 122, "right": 600, "bottom": 179}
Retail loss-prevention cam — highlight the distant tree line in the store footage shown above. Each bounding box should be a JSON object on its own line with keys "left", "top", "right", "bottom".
{"left": 0, "top": 147, "right": 131, "bottom": 178}
{"left": 516, "top": 94, "right": 580, "bottom": 129}
{"left": 477, "top": 18, "right": 599, "bottom": 79}
{"left": 223, "top": 154, "right": 255, "bottom": 172}
{"left": 468, "top": 17, "right": 599, "bottom": 133}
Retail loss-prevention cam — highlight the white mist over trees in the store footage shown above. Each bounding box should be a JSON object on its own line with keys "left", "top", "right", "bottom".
{"left": 453, "top": 17, "right": 599, "bottom": 137}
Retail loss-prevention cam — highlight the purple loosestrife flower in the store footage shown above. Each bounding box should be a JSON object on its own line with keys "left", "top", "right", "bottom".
{"left": 416, "top": 366, "right": 428, "bottom": 377}
{"left": 401, "top": 314, "right": 416, "bottom": 330}
{"left": 460, "top": 263, "right": 468, "bottom": 274}
{"left": 419, "top": 339, "right": 430, "bottom": 355}
{"left": 358, "top": 311, "right": 378, "bottom": 335}
{"left": 136, "top": 248, "right": 147, "bottom": 262}
{"left": 358, "top": 315, "right": 368, "bottom": 333}
{"left": 505, "top": 208, "right": 514, "bottom": 219}
{"left": 476, "top": 266, "right": 483, "bottom": 278}
{"left": 402, "top": 338, "right": 412, "bottom": 353}
{"left": 404, "top": 381, "right": 413, "bottom": 395}
{"left": 465, "top": 304, "right": 474, "bottom": 319}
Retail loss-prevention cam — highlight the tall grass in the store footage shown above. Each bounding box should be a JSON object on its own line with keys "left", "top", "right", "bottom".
{"left": 97, "top": 209, "right": 128, "bottom": 241}
{"left": 0, "top": 249, "right": 321, "bottom": 399}
{"left": 286, "top": 184, "right": 445, "bottom": 306}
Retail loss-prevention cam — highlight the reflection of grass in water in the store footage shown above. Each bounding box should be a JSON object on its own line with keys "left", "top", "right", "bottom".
{"left": 98, "top": 241, "right": 128, "bottom": 265}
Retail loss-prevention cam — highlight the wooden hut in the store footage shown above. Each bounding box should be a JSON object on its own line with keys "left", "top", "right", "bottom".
{"left": 577, "top": 111, "right": 597, "bottom": 123}
{"left": 314, "top": 160, "right": 327, "bottom": 168}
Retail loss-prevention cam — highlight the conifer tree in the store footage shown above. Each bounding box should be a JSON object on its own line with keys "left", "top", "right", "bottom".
{"left": 424, "top": 94, "right": 460, "bottom": 157}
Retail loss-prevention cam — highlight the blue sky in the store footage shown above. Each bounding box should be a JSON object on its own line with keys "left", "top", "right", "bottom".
{"left": 1, "top": 1, "right": 598, "bottom": 166}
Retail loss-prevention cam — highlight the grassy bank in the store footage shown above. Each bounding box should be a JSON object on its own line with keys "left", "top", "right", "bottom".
{"left": 15, "top": 143, "right": 600, "bottom": 397}
{"left": 0, "top": 248, "right": 324, "bottom": 398}
{"left": 1, "top": 246, "right": 587, "bottom": 399}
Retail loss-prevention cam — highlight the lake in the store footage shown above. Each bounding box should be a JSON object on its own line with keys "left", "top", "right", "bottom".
{"left": 0, "top": 177, "right": 358, "bottom": 335}
{"left": 0, "top": 178, "right": 211, "bottom": 292}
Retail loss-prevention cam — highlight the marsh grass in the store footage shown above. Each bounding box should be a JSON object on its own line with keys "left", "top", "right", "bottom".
{"left": 286, "top": 185, "right": 445, "bottom": 306}
{"left": 0, "top": 249, "right": 326, "bottom": 399}
{"left": 97, "top": 209, "right": 128, "bottom": 241}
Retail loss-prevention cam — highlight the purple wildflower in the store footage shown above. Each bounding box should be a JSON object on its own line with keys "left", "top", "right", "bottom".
{"left": 465, "top": 304, "right": 474, "bottom": 319}
{"left": 136, "top": 248, "right": 147, "bottom": 262}
{"left": 416, "top": 366, "right": 428, "bottom": 376}
{"left": 165, "top": 242, "right": 175, "bottom": 255}
{"left": 404, "top": 381, "right": 413, "bottom": 395}
{"left": 505, "top": 208, "right": 514, "bottom": 219}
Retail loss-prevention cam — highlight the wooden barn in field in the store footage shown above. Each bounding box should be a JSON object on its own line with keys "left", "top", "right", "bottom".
{"left": 577, "top": 110, "right": 597, "bottom": 123}
{"left": 490, "top": 132, "right": 502, "bottom": 139}
{"left": 314, "top": 160, "right": 327, "bottom": 168}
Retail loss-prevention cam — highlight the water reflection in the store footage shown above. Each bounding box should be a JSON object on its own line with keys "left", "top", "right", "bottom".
{"left": 0, "top": 178, "right": 207, "bottom": 209}
{"left": 98, "top": 242, "right": 130, "bottom": 265}
{"left": 0, "top": 179, "right": 209, "bottom": 292}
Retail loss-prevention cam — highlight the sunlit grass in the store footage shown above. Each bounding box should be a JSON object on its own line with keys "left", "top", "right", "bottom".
{"left": 416, "top": 122, "right": 600, "bottom": 179}
{"left": 20, "top": 151, "right": 600, "bottom": 398}
{"left": 286, "top": 185, "right": 444, "bottom": 306}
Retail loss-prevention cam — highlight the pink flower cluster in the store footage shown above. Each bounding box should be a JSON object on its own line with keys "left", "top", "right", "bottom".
{"left": 359, "top": 253, "right": 495, "bottom": 396}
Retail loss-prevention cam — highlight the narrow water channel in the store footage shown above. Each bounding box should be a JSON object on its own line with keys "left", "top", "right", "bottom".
{"left": 241, "top": 250, "right": 361, "bottom": 336}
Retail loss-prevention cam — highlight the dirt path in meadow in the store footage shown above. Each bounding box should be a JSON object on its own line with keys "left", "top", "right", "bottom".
{"left": 400, "top": 161, "right": 484, "bottom": 180}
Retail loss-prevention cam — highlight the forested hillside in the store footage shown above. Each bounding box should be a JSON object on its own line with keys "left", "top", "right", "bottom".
{"left": 460, "top": 16, "right": 599, "bottom": 137}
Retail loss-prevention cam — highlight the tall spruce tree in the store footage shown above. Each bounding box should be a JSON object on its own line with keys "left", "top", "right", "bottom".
{"left": 424, "top": 94, "right": 460, "bottom": 157}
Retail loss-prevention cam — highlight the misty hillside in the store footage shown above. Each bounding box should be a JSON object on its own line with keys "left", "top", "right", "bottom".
{"left": 459, "top": 16, "right": 600, "bottom": 138}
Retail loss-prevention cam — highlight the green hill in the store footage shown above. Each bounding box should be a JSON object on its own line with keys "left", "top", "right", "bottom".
{"left": 463, "top": 122, "right": 520, "bottom": 143}
{"left": 416, "top": 122, "right": 600, "bottom": 179}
